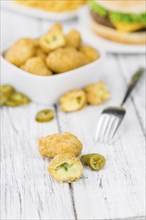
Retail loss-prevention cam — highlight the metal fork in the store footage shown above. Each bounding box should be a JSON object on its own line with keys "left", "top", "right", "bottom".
{"left": 95, "top": 68, "right": 145, "bottom": 143}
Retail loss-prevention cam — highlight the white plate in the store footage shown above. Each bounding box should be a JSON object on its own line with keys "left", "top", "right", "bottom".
{"left": 78, "top": 7, "right": 145, "bottom": 54}
{"left": 1, "top": 0, "right": 77, "bottom": 21}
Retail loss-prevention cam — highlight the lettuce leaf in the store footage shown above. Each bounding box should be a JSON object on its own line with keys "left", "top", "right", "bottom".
{"left": 88, "top": 0, "right": 106, "bottom": 17}
{"left": 110, "top": 12, "right": 146, "bottom": 25}
{"left": 89, "top": 0, "right": 146, "bottom": 25}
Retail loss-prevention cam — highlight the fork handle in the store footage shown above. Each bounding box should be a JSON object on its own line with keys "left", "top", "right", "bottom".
{"left": 121, "top": 68, "right": 145, "bottom": 106}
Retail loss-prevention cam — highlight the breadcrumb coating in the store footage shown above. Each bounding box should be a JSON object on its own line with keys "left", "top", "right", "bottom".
{"left": 39, "top": 132, "right": 83, "bottom": 158}
{"left": 84, "top": 81, "right": 110, "bottom": 105}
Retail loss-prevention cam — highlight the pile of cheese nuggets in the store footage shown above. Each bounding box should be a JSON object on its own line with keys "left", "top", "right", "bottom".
{"left": 5, "top": 23, "right": 99, "bottom": 76}
{"left": 39, "top": 132, "right": 83, "bottom": 183}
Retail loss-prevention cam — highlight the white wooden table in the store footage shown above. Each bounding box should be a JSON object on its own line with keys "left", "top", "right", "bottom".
{"left": 1, "top": 8, "right": 145, "bottom": 220}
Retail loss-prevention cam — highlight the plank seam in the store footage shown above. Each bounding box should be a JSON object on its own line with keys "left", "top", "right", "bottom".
{"left": 54, "top": 104, "right": 77, "bottom": 220}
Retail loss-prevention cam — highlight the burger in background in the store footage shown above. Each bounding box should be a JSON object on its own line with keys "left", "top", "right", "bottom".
{"left": 89, "top": 0, "right": 146, "bottom": 44}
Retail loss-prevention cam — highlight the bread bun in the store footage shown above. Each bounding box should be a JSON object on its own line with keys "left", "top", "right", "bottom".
{"left": 96, "top": 0, "right": 145, "bottom": 13}
{"left": 91, "top": 18, "right": 146, "bottom": 44}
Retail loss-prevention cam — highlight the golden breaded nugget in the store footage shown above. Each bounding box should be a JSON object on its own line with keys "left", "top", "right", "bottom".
{"left": 22, "top": 57, "right": 52, "bottom": 76}
{"left": 39, "top": 132, "right": 83, "bottom": 158}
{"left": 80, "top": 45, "right": 100, "bottom": 63}
{"left": 35, "top": 47, "right": 47, "bottom": 60}
{"left": 60, "top": 89, "right": 86, "bottom": 112}
{"left": 46, "top": 47, "right": 88, "bottom": 73}
{"left": 32, "top": 38, "right": 40, "bottom": 46}
{"left": 49, "top": 23, "right": 62, "bottom": 32}
{"left": 84, "top": 81, "right": 110, "bottom": 105}
{"left": 5, "top": 38, "right": 36, "bottom": 67}
{"left": 65, "top": 29, "right": 81, "bottom": 49}
{"left": 48, "top": 153, "right": 83, "bottom": 183}
{"left": 39, "top": 25, "right": 66, "bottom": 53}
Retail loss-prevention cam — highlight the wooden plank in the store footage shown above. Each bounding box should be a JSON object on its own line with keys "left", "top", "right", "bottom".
{"left": 1, "top": 10, "right": 75, "bottom": 220}
{"left": 0, "top": 104, "right": 75, "bottom": 220}
{"left": 56, "top": 55, "right": 145, "bottom": 219}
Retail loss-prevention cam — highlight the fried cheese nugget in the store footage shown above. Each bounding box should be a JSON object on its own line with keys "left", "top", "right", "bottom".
{"left": 60, "top": 90, "right": 86, "bottom": 112}
{"left": 22, "top": 57, "right": 52, "bottom": 76}
{"left": 84, "top": 81, "right": 110, "bottom": 105}
{"left": 65, "top": 29, "right": 81, "bottom": 49}
{"left": 46, "top": 47, "right": 88, "bottom": 73}
{"left": 39, "top": 24, "right": 66, "bottom": 53}
{"left": 35, "top": 47, "right": 47, "bottom": 60}
{"left": 48, "top": 153, "right": 83, "bottom": 183}
{"left": 5, "top": 38, "right": 36, "bottom": 67}
{"left": 39, "top": 132, "right": 83, "bottom": 158}
{"left": 80, "top": 45, "right": 100, "bottom": 63}
{"left": 49, "top": 23, "right": 62, "bottom": 32}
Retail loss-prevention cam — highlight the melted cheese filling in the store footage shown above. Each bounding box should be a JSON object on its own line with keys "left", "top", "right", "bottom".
{"left": 56, "top": 163, "right": 81, "bottom": 181}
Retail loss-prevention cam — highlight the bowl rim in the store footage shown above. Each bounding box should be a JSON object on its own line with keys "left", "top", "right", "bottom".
{"left": 1, "top": 46, "right": 106, "bottom": 80}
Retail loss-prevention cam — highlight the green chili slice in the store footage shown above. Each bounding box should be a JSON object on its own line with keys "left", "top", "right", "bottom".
{"left": 81, "top": 153, "right": 106, "bottom": 171}
{"left": 35, "top": 109, "right": 54, "bottom": 122}
{"left": 5, "top": 100, "right": 19, "bottom": 107}
{"left": 10, "top": 92, "right": 31, "bottom": 105}
{"left": 89, "top": 154, "right": 106, "bottom": 170}
{"left": 0, "top": 93, "right": 8, "bottom": 106}
{"left": 0, "top": 85, "right": 15, "bottom": 98}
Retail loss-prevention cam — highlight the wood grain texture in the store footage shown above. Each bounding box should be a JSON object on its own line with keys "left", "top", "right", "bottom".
{"left": 56, "top": 56, "right": 145, "bottom": 220}
{"left": 1, "top": 8, "right": 145, "bottom": 220}
{"left": 1, "top": 104, "right": 75, "bottom": 220}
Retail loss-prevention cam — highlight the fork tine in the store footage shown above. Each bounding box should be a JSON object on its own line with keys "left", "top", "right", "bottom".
{"left": 98, "top": 114, "right": 110, "bottom": 143}
{"left": 103, "top": 115, "right": 116, "bottom": 142}
{"left": 107, "top": 117, "right": 120, "bottom": 142}
{"left": 111, "top": 118, "right": 123, "bottom": 140}
{"left": 95, "top": 114, "right": 106, "bottom": 142}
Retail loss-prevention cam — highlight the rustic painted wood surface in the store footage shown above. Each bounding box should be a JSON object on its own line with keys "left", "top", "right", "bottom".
{"left": 1, "top": 8, "right": 145, "bottom": 220}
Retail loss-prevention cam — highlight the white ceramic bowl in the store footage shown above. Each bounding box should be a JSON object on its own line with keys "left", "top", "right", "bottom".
{"left": 1, "top": 47, "right": 105, "bottom": 105}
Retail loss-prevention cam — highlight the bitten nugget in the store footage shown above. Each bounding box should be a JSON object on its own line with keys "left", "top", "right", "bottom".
{"left": 48, "top": 153, "right": 83, "bottom": 183}
{"left": 46, "top": 47, "right": 88, "bottom": 73}
{"left": 5, "top": 38, "right": 36, "bottom": 67}
{"left": 60, "top": 90, "right": 86, "bottom": 112}
{"left": 39, "top": 24, "right": 66, "bottom": 53}
{"left": 22, "top": 57, "right": 52, "bottom": 76}
{"left": 39, "top": 132, "right": 83, "bottom": 158}
{"left": 80, "top": 45, "right": 99, "bottom": 63}
{"left": 84, "top": 81, "right": 110, "bottom": 105}
{"left": 65, "top": 29, "right": 81, "bottom": 49}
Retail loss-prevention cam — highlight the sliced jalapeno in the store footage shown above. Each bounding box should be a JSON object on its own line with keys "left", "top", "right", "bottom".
{"left": 81, "top": 153, "right": 106, "bottom": 171}
{"left": 35, "top": 109, "right": 54, "bottom": 123}
{"left": 89, "top": 154, "right": 106, "bottom": 170}
{"left": 10, "top": 92, "right": 31, "bottom": 105}
{"left": 80, "top": 154, "right": 95, "bottom": 166}
{"left": 5, "top": 100, "right": 18, "bottom": 107}
{"left": 0, "top": 93, "right": 8, "bottom": 106}
{"left": 0, "top": 85, "right": 15, "bottom": 98}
